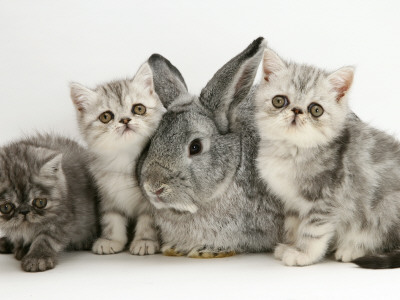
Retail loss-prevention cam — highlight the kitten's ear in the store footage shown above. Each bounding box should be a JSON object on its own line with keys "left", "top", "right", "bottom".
{"left": 39, "top": 153, "right": 63, "bottom": 179}
{"left": 200, "top": 37, "right": 265, "bottom": 133}
{"left": 147, "top": 54, "right": 188, "bottom": 108}
{"left": 70, "top": 82, "right": 97, "bottom": 112}
{"left": 132, "top": 62, "right": 156, "bottom": 96}
{"left": 328, "top": 66, "right": 354, "bottom": 102}
{"left": 262, "top": 48, "right": 286, "bottom": 82}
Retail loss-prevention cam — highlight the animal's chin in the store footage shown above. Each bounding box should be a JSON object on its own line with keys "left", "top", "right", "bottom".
{"left": 150, "top": 197, "right": 198, "bottom": 214}
{"left": 119, "top": 126, "right": 135, "bottom": 136}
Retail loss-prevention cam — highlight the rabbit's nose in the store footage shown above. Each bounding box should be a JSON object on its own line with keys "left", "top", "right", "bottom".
{"left": 155, "top": 187, "right": 164, "bottom": 196}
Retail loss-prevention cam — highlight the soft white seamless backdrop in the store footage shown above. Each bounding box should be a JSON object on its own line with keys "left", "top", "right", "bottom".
{"left": 1, "top": 1, "right": 400, "bottom": 299}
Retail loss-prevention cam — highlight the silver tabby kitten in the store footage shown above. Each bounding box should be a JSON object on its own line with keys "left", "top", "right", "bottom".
{"left": 70, "top": 61, "right": 165, "bottom": 255}
{"left": 0, "top": 134, "right": 98, "bottom": 272}
{"left": 255, "top": 48, "right": 400, "bottom": 268}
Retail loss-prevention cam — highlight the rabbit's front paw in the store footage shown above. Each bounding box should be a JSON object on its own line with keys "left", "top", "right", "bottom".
{"left": 162, "top": 244, "right": 186, "bottom": 257}
{"left": 92, "top": 238, "right": 125, "bottom": 255}
{"left": 187, "top": 246, "right": 235, "bottom": 259}
{"left": 129, "top": 239, "right": 159, "bottom": 256}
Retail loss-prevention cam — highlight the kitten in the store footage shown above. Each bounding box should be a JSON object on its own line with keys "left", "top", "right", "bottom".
{"left": 255, "top": 48, "right": 400, "bottom": 268}
{"left": 70, "top": 62, "right": 165, "bottom": 255}
{"left": 0, "top": 134, "right": 98, "bottom": 272}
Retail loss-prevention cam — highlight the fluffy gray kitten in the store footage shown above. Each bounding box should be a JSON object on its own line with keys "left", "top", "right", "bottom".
{"left": 255, "top": 48, "right": 400, "bottom": 268}
{"left": 139, "top": 39, "right": 284, "bottom": 258}
{"left": 70, "top": 61, "right": 165, "bottom": 255}
{"left": 0, "top": 134, "right": 98, "bottom": 272}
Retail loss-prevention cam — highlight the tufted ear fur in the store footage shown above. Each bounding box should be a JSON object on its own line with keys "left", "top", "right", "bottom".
{"left": 328, "top": 66, "right": 354, "bottom": 102}
{"left": 132, "top": 62, "right": 156, "bottom": 96}
{"left": 39, "top": 153, "right": 63, "bottom": 179}
{"left": 199, "top": 37, "right": 265, "bottom": 134}
{"left": 147, "top": 54, "right": 188, "bottom": 108}
{"left": 70, "top": 82, "right": 97, "bottom": 112}
{"left": 262, "top": 48, "right": 286, "bottom": 82}
{"left": 28, "top": 146, "right": 63, "bottom": 180}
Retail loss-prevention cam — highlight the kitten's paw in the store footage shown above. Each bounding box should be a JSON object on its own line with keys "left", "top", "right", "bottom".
{"left": 282, "top": 247, "right": 315, "bottom": 266}
{"left": 274, "top": 243, "right": 290, "bottom": 260}
{"left": 14, "top": 245, "right": 30, "bottom": 260}
{"left": 92, "top": 238, "right": 125, "bottom": 255}
{"left": 0, "top": 237, "right": 13, "bottom": 254}
{"left": 21, "top": 256, "right": 56, "bottom": 272}
{"left": 335, "top": 246, "right": 366, "bottom": 262}
{"left": 187, "top": 246, "right": 236, "bottom": 259}
{"left": 129, "top": 239, "right": 159, "bottom": 256}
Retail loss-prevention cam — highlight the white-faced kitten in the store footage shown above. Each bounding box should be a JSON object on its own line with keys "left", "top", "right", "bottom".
{"left": 70, "top": 62, "right": 166, "bottom": 255}
{"left": 255, "top": 48, "right": 400, "bottom": 268}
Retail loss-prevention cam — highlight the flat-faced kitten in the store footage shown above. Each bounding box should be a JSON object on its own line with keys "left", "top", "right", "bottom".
{"left": 0, "top": 134, "right": 98, "bottom": 272}
{"left": 70, "top": 62, "right": 165, "bottom": 255}
{"left": 255, "top": 48, "right": 400, "bottom": 268}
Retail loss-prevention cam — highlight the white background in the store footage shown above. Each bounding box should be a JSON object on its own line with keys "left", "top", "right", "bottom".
{"left": 1, "top": 0, "right": 400, "bottom": 299}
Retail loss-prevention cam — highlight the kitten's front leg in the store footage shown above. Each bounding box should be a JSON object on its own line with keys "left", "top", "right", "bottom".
{"left": 1, "top": 238, "right": 30, "bottom": 260}
{"left": 14, "top": 244, "right": 30, "bottom": 260}
{"left": 0, "top": 237, "right": 13, "bottom": 254}
{"left": 129, "top": 214, "right": 159, "bottom": 255}
{"left": 281, "top": 213, "right": 334, "bottom": 266}
{"left": 274, "top": 212, "right": 300, "bottom": 260}
{"left": 21, "top": 232, "right": 65, "bottom": 272}
{"left": 92, "top": 211, "right": 128, "bottom": 255}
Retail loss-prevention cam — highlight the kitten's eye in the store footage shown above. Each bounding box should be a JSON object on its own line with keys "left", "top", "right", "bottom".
{"left": 132, "top": 104, "right": 146, "bottom": 115}
{"left": 308, "top": 103, "right": 324, "bottom": 117}
{"left": 189, "top": 139, "right": 202, "bottom": 156}
{"left": 99, "top": 111, "right": 114, "bottom": 123}
{"left": 0, "top": 203, "right": 14, "bottom": 214}
{"left": 272, "top": 96, "right": 289, "bottom": 108}
{"left": 32, "top": 198, "right": 47, "bottom": 209}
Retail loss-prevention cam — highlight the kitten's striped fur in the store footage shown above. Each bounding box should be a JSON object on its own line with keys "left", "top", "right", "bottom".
{"left": 70, "top": 61, "right": 166, "bottom": 256}
{"left": 255, "top": 48, "right": 400, "bottom": 268}
{"left": 0, "top": 134, "right": 98, "bottom": 272}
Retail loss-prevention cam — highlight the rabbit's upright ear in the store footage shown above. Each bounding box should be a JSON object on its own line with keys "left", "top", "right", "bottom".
{"left": 148, "top": 54, "right": 188, "bottom": 108}
{"left": 200, "top": 37, "right": 265, "bottom": 134}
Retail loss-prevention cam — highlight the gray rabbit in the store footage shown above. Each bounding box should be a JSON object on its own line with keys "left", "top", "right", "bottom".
{"left": 138, "top": 38, "right": 284, "bottom": 257}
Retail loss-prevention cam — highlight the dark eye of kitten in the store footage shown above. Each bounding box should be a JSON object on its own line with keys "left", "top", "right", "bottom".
{"left": 0, "top": 203, "right": 14, "bottom": 214}
{"left": 272, "top": 95, "right": 289, "bottom": 108}
{"left": 308, "top": 103, "right": 324, "bottom": 117}
{"left": 132, "top": 104, "right": 146, "bottom": 115}
{"left": 32, "top": 198, "right": 47, "bottom": 209}
{"left": 99, "top": 111, "right": 114, "bottom": 123}
{"left": 189, "top": 139, "right": 202, "bottom": 156}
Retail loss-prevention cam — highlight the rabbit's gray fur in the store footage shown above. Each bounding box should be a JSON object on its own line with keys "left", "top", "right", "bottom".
{"left": 139, "top": 38, "right": 284, "bottom": 257}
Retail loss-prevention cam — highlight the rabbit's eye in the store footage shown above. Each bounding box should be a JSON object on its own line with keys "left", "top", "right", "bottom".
{"left": 189, "top": 139, "right": 202, "bottom": 156}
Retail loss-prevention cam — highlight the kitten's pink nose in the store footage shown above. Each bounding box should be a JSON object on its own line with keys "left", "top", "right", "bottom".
{"left": 120, "top": 118, "right": 131, "bottom": 124}
{"left": 292, "top": 108, "right": 303, "bottom": 115}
